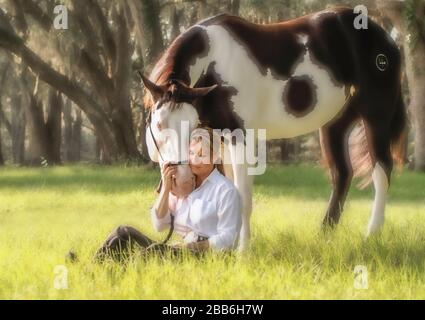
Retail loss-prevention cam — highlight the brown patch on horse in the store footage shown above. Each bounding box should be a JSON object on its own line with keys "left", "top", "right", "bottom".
{"left": 193, "top": 62, "right": 244, "bottom": 130}
{"left": 204, "top": 15, "right": 307, "bottom": 79}
{"left": 282, "top": 75, "right": 318, "bottom": 118}
{"left": 200, "top": 8, "right": 356, "bottom": 86}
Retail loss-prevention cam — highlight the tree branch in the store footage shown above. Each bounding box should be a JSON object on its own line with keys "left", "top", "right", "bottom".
{"left": 114, "top": 6, "right": 131, "bottom": 95}
{"left": 0, "top": 62, "right": 12, "bottom": 134}
{"left": 160, "top": 0, "right": 214, "bottom": 11}
{"left": 86, "top": 0, "right": 117, "bottom": 63}
{"left": 19, "top": 0, "right": 52, "bottom": 32}
{"left": 7, "top": 0, "right": 29, "bottom": 37}
{"left": 70, "top": 2, "right": 103, "bottom": 60}
{"left": 79, "top": 49, "right": 114, "bottom": 102}
{"left": 0, "top": 23, "right": 109, "bottom": 125}
{"left": 0, "top": 105, "right": 12, "bottom": 134}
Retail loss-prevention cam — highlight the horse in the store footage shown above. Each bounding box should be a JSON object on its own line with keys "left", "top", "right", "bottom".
{"left": 140, "top": 7, "right": 406, "bottom": 251}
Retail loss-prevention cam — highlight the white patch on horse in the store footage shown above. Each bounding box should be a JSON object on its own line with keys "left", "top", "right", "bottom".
{"left": 298, "top": 34, "right": 309, "bottom": 46}
{"left": 189, "top": 25, "right": 346, "bottom": 139}
{"left": 367, "top": 163, "right": 389, "bottom": 236}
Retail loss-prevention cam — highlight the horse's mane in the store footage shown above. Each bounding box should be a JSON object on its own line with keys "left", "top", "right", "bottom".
{"left": 142, "top": 27, "right": 196, "bottom": 109}
{"left": 142, "top": 57, "right": 172, "bottom": 109}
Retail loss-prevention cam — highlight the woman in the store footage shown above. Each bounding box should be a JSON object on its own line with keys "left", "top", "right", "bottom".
{"left": 94, "top": 127, "right": 241, "bottom": 260}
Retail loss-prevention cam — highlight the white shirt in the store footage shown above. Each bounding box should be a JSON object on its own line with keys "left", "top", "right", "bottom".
{"left": 151, "top": 168, "right": 242, "bottom": 250}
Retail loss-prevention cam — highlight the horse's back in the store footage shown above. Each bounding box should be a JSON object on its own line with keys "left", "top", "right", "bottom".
{"left": 186, "top": 8, "right": 401, "bottom": 137}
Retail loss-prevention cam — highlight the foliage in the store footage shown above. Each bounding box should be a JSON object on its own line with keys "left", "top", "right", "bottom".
{"left": 403, "top": 0, "right": 425, "bottom": 50}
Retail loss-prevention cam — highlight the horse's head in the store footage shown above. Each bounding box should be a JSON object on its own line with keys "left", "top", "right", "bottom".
{"left": 140, "top": 73, "right": 218, "bottom": 195}
{"left": 140, "top": 72, "right": 217, "bottom": 164}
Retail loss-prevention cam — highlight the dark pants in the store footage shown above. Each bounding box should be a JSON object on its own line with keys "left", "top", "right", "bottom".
{"left": 94, "top": 225, "right": 191, "bottom": 262}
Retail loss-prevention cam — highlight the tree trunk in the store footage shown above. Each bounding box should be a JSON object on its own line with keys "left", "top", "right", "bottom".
{"left": 63, "top": 97, "right": 73, "bottom": 162}
{"left": 229, "top": 0, "right": 240, "bottom": 15}
{"left": 71, "top": 109, "right": 82, "bottom": 162}
{"left": 170, "top": 5, "right": 182, "bottom": 42}
{"left": 0, "top": 61, "right": 8, "bottom": 165}
{"left": 280, "top": 140, "right": 291, "bottom": 163}
{"left": 63, "top": 98, "right": 81, "bottom": 163}
{"left": 26, "top": 94, "right": 48, "bottom": 165}
{"left": 0, "top": 101, "right": 8, "bottom": 166}
{"left": 407, "top": 42, "right": 425, "bottom": 170}
{"left": 10, "top": 94, "right": 26, "bottom": 164}
{"left": 95, "top": 134, "right": 101, "bottom": 163}
{"left": 45, "top": 89, "right": 63, "bottom": 164}
{"left": 0, "top": 122, "right": 4, "bottom": 166}
{"left": 129, "top": 0, "right": 164, "bottom": 66}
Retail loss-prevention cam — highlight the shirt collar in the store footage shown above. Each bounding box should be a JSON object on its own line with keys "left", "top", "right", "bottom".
{"left": 197, "top": 168, "right": 220, "bottom": 188}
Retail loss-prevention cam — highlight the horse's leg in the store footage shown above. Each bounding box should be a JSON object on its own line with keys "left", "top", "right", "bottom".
{"left": 222, "top": 141, "right": 234, "bottom": 182}
{"left": 320, "top": 107, "right": 359, "bottom": 228}
{"left": 363, "top": 120, "right": 393, "bottom": 236}
{"left": 227, "top": 140, "right": 253, "bottom": 252}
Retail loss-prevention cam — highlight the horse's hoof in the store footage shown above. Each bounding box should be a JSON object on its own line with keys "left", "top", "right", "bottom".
{"left": 366, "top": 220, "right": 384, "bottom": 237}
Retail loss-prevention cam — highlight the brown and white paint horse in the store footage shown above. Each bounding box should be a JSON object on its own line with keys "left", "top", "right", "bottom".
{"left": 141, "top": 7, "right": 406, "bottom": 251}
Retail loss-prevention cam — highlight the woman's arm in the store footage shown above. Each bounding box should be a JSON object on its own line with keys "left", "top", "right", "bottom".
{"left": 153, "top": 187, "right": 171, "bottom": 219}
{"left": 208, "top": 188, "right": 242, "bottom": 250}
{"left": 153, "top": 163, "right": 176, "bottom": 219}
{"left": 151, "top": 163, "right": 177, "bottom": 231}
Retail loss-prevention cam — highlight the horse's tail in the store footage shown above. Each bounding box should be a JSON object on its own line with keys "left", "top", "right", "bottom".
{"left": 350, "top": 92, "right": 407, "bottom": 189}
{"left": 390, "top": 92, "right": 408, "bottom": 167}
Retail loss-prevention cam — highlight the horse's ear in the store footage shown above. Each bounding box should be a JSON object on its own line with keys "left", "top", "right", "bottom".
{"left": 138, "top": 71, "right": 165, "bottom": 101}
{"left": 189, "top": 84, "right": 218, "bottom": 97}
{"left": 177, "top": 82, "right": 218, "bottom": 100}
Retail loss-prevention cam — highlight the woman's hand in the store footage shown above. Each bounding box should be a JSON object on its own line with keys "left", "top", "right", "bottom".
{"left": 172, "top": 241, "right": 209, "bottom": 252}
{"left": 153, "top": 162, "right": 176, "bottom": 220}
{"left": 161, "top": 162, "right": 177, "bottom": 192}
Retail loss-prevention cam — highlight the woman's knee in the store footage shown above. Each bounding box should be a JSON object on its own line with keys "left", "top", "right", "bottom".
{"left": 115, "top": 225, "right": 133, "bottom": 240}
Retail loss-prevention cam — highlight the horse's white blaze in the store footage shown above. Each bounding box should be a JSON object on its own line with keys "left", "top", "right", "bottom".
{"left": 148, "top": 102, "right": 200, "bottom": 163}
{"left": 367, "top": 163, "right": 389, "bottom": 235}
{"left": 190, "top": 25, "right": 346, "bottom": 139}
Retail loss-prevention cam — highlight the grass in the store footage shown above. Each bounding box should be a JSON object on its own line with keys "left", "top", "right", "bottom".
{"left": 0, "top": 164, "right": 424, "bottom": 299}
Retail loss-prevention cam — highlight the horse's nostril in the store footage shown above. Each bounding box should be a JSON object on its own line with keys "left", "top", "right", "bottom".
{"left": 156, "top": 122, "right": 162, "bottom": 130}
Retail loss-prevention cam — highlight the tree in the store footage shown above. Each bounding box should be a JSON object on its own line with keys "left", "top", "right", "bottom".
{"left": 10, "top": 85, "right": 26, "bottom": 165}
{"left": 0, "top": 0, "right": 142, "bottom": 163}
{"left": 63, "top": 98, "right": 82, "bottom": 162}
{"left": 129, "top": 0, "right": 164, "bottom": 67}
{"left": 0, "top": 61, "right": 9, "bottom": 165}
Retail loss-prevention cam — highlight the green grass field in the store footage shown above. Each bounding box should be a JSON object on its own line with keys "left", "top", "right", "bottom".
{"left": 0, "top": 164, "right": 424, "bottom": 299}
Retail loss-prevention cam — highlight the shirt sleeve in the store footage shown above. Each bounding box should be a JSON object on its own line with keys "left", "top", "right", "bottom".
{"left": 150, "top": 193, "right": 176, "bottom": 232}
{"left": 208, "top": 187, "right": 242, "bottom": 250}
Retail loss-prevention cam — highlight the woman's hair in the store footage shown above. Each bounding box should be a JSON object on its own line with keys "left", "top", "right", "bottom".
{"left": 190, "top": 126, "right": 226, "bottom": 176}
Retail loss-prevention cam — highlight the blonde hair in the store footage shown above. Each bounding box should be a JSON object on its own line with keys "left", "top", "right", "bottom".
{"left": 190, "top": 126, "right": 225, "bottom": 176}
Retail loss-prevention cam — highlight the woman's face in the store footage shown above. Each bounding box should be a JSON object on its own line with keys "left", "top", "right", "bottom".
{"left": 189, "top": 141, "right": 215, "bottom": 177}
